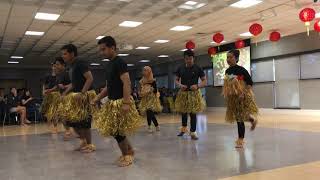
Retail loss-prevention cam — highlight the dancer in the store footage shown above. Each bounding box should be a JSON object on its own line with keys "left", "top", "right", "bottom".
{"left": 54, "top": 57, "right": 73, "bottom": 140}
{"left": 223, "top": 49, "right": 258, "bottom": 148}
{"left": 61, "top": 44, "right": 96, "bottom": 153}
{"left": 175, "top": 49, "right": 207, "bottom": 140}
{"left": 41, "top": 63, "right": 59, "bottom": 133}
{"left": 93, "top": 36, "right": 141, "bottom": 167}
{"left": 138, "top": 66, "right": 162, "bottom": 133}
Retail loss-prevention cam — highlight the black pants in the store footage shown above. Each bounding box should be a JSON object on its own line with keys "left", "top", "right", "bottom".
{"left": 147, "top": 110, "right": 159, "bottom": 127}
{"left": 237, "top": 122, "right": 245, "bottom": 139}
{"left": 181, "top": 113, "right": 197, "bottom": 132}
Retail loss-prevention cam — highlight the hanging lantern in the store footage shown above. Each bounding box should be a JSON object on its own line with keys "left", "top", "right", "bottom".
{"left": 208, "top": 47, "right": 216, "bottom": 56}
{"left": 235, "top": 39, "right": 245, "bottom": 49}
{"left": 299, "top": 8, "right": 316, "bottom": 36}
{"left": 249, "top": 23, "right": 263, "bottom": 36}
{"left": 269, "top": 31, "right": 281, "bottom": 42}
{"left": 185, "top": 41, "right": 195, "bottom": 50}
{"left": 212, "top": 33, "right": 224, "bottom": 44}
{"left": 314, "top": 20, "right": 320, "bottom": 33}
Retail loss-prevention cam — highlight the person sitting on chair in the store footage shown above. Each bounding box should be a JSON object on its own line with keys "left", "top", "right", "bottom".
{"left": 7, "top": 87, "right": 31, "bottom": 126}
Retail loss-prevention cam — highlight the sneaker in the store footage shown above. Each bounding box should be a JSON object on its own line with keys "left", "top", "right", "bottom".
{"left": 148, "top": 126, "right": 153, "bottom": 133}
{"left": 155, "top": 126, "right": 160, "bottom": 132}
{"left": 190, "top": 132, "right": 199, "bottom": 140}
{"left": 177, "top": 126, "right": 188, "bottom": 137}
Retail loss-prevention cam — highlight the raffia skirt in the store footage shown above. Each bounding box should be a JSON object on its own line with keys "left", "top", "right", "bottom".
{"left": 57, "top": 90, "right": 97, "bottom": 128}
{"left": 174, "top": 89, "right": 206, "bottom": 114}
{"left": 223, "top": 77, "right": 259, "bottom": 123}
{"left": 138, "top": 92, "right": 163, "bottom": 115}
{"left": 93, "top": 97, "right": 142, "bottom": 137}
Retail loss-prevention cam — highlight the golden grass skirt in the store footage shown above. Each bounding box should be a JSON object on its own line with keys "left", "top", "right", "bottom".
{"left": 94, "top": 98, "right": 142, "bottom": 137}
{"left": 45, "top": 92, "right": 62, "bottom": 124}
{"left": 138, "top": 92, "right": 163, "bottom": 115}
{"left": 175, "top": 89, "right": 206, "bottom": 114}
{"left": 223, "top": 76, "right": 259, "bottom": 123}
{"left": 60, "top": 90, "right": 97, "bottom": 122}
{"left": 40, "top": 92, "right": 60, "bottom": 115}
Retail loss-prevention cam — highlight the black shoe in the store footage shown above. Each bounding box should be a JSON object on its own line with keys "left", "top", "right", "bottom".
{"left": 177, "top": 132, "right": 185, "bottom": 137}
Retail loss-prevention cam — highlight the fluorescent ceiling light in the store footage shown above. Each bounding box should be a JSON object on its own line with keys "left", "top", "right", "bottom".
{"left": 170, "top": 26, "right": 192, "bottom": 31}
{"left": 127, "top": 64, "right": 134, "bottom": 66}
{"left": 119, "top": 21, "right": 143, "bottom": 27}
{"left": 240, "top": 32, "right": 253, "bottom": 37}
{"left": 11, "top": 56, "right": 23, "bottom": 59}
{"left": 230, "top": 0, "right": 263, "bottom": 8}
{"left": 211, "top": 40, "right": 227, "bottom": 44}
{"left": 90, "top": 63, "right": 100, "bottom": 66}
{"left": 139, "top": 60, "right": 150, "bottom": 63}
{"left": 35, "top": 12, "right": 60, "bottom": 21}
{"left": 158, "top": 55, "right": 169, "bottom": 58}
{"left": 96, "top": 36, "right": 105, "bottom": 40}
{"left": 154, "top": 40, "right": 170, "bottom": 43}
{"left": 102, "top": 59, "right": 110, "bottom": 62}
{"left": 316, "top": 12, "right": 320, "bottom": 18}
{"left": 8, "top": 61, "right": 19, "bottom": 64}
{"left": 118, "top": 53, "right": 129, "bottom": 56}
{"left": 136, "top": 46, "right": 150, "bottom": 50}
{"left": 179, "top": 1, "right": 206, "bottom": 10}
{"left": 185, "top": 1, "right": 198, "bottom": 5}
{"left": 25, "top": 31, "right": 44, "bottom": 36}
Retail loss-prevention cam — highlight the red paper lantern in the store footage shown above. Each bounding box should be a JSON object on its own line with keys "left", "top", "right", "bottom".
{"left": 208, "top": 47, "right": 216, "bottom": 56}
{"left": 249, "top": 23, "right": 263, "bottom": 36}
{"left": 299, "top": 8, "right": 316, "bottom": 36}
{"left": 269, "top": 31, "right": 281, "bottom": 42}
{"left": 235, "top": 40, "right": 245, "bottom": 49}
{"left": 185, "top": 41, "right": 195, "bottom": 50}
{"left": 212, "top": 33, "right": 224, "bottom": 44}
{"left": 314, "top": 20, "right": 320, "bottom": 32}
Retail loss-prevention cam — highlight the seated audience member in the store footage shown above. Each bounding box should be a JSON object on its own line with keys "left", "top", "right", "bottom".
{"left": 7, "top": 87, "right": 31, "bottom": 126}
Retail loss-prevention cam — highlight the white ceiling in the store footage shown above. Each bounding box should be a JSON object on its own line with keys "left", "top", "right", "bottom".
{"left": 0, "top": 0, "right": 317, "bottom": 68}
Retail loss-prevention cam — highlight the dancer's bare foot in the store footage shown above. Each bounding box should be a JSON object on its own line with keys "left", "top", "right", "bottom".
{"left": 118, "top": 155, "right": 133, "bottom": 167}
{"left": 81, "top": 144, "right": 96, "bottom": 153}
{"left": 235, "top": 139, "right": 244, "bottom": 148}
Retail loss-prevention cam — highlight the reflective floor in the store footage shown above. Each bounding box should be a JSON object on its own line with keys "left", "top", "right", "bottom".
{"left": 1, "top": 108, "right": 320, "bottom": 180}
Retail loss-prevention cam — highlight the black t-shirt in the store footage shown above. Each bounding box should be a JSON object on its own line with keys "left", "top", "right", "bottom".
{"left": 56, "top": 70, "right": 71, "bottom": 93}
{"left": 70, "top": 60, "right": 90, "bottom": 93}
{"left": 176, "top": 64, "right": 205, "bottom": 88}
{"left": 225, "top": 65, "right": 253, "bottom": 86}
{"left": 7, "top": 93, "right": 19, "bottom": 108}
{"left": 105, "top": 56, "right": 128, "bottom": 100}
{"left": 44, "top": 75, "right": 56, "bottom": 89}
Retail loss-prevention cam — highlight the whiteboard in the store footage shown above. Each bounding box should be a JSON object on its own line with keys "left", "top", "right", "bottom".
{"left": 251, "top": 59, "right": 275, "bottom": 82}
{"left": 301, "top": 52, "right": 320, "bottom": 79}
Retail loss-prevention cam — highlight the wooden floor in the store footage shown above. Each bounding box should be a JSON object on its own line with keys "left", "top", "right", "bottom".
{"left": 1, "top": 108, "right": 320, "bottom": 180}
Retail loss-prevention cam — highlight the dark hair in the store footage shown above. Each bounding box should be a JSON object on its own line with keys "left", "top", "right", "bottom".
{"left": 61, "top": 44, "right": 78, "bottom": 57}
{"left": 228, "top": 49, "right": 240, "bottom": 62}
{"left": 98, "top": 36, "right": 117, "bottom": 49}
{"left": 184, "top": 49, "right": 195, "bottom": 57}
{"left": 54, "top": 57, "right": 65, "bottom": 66}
